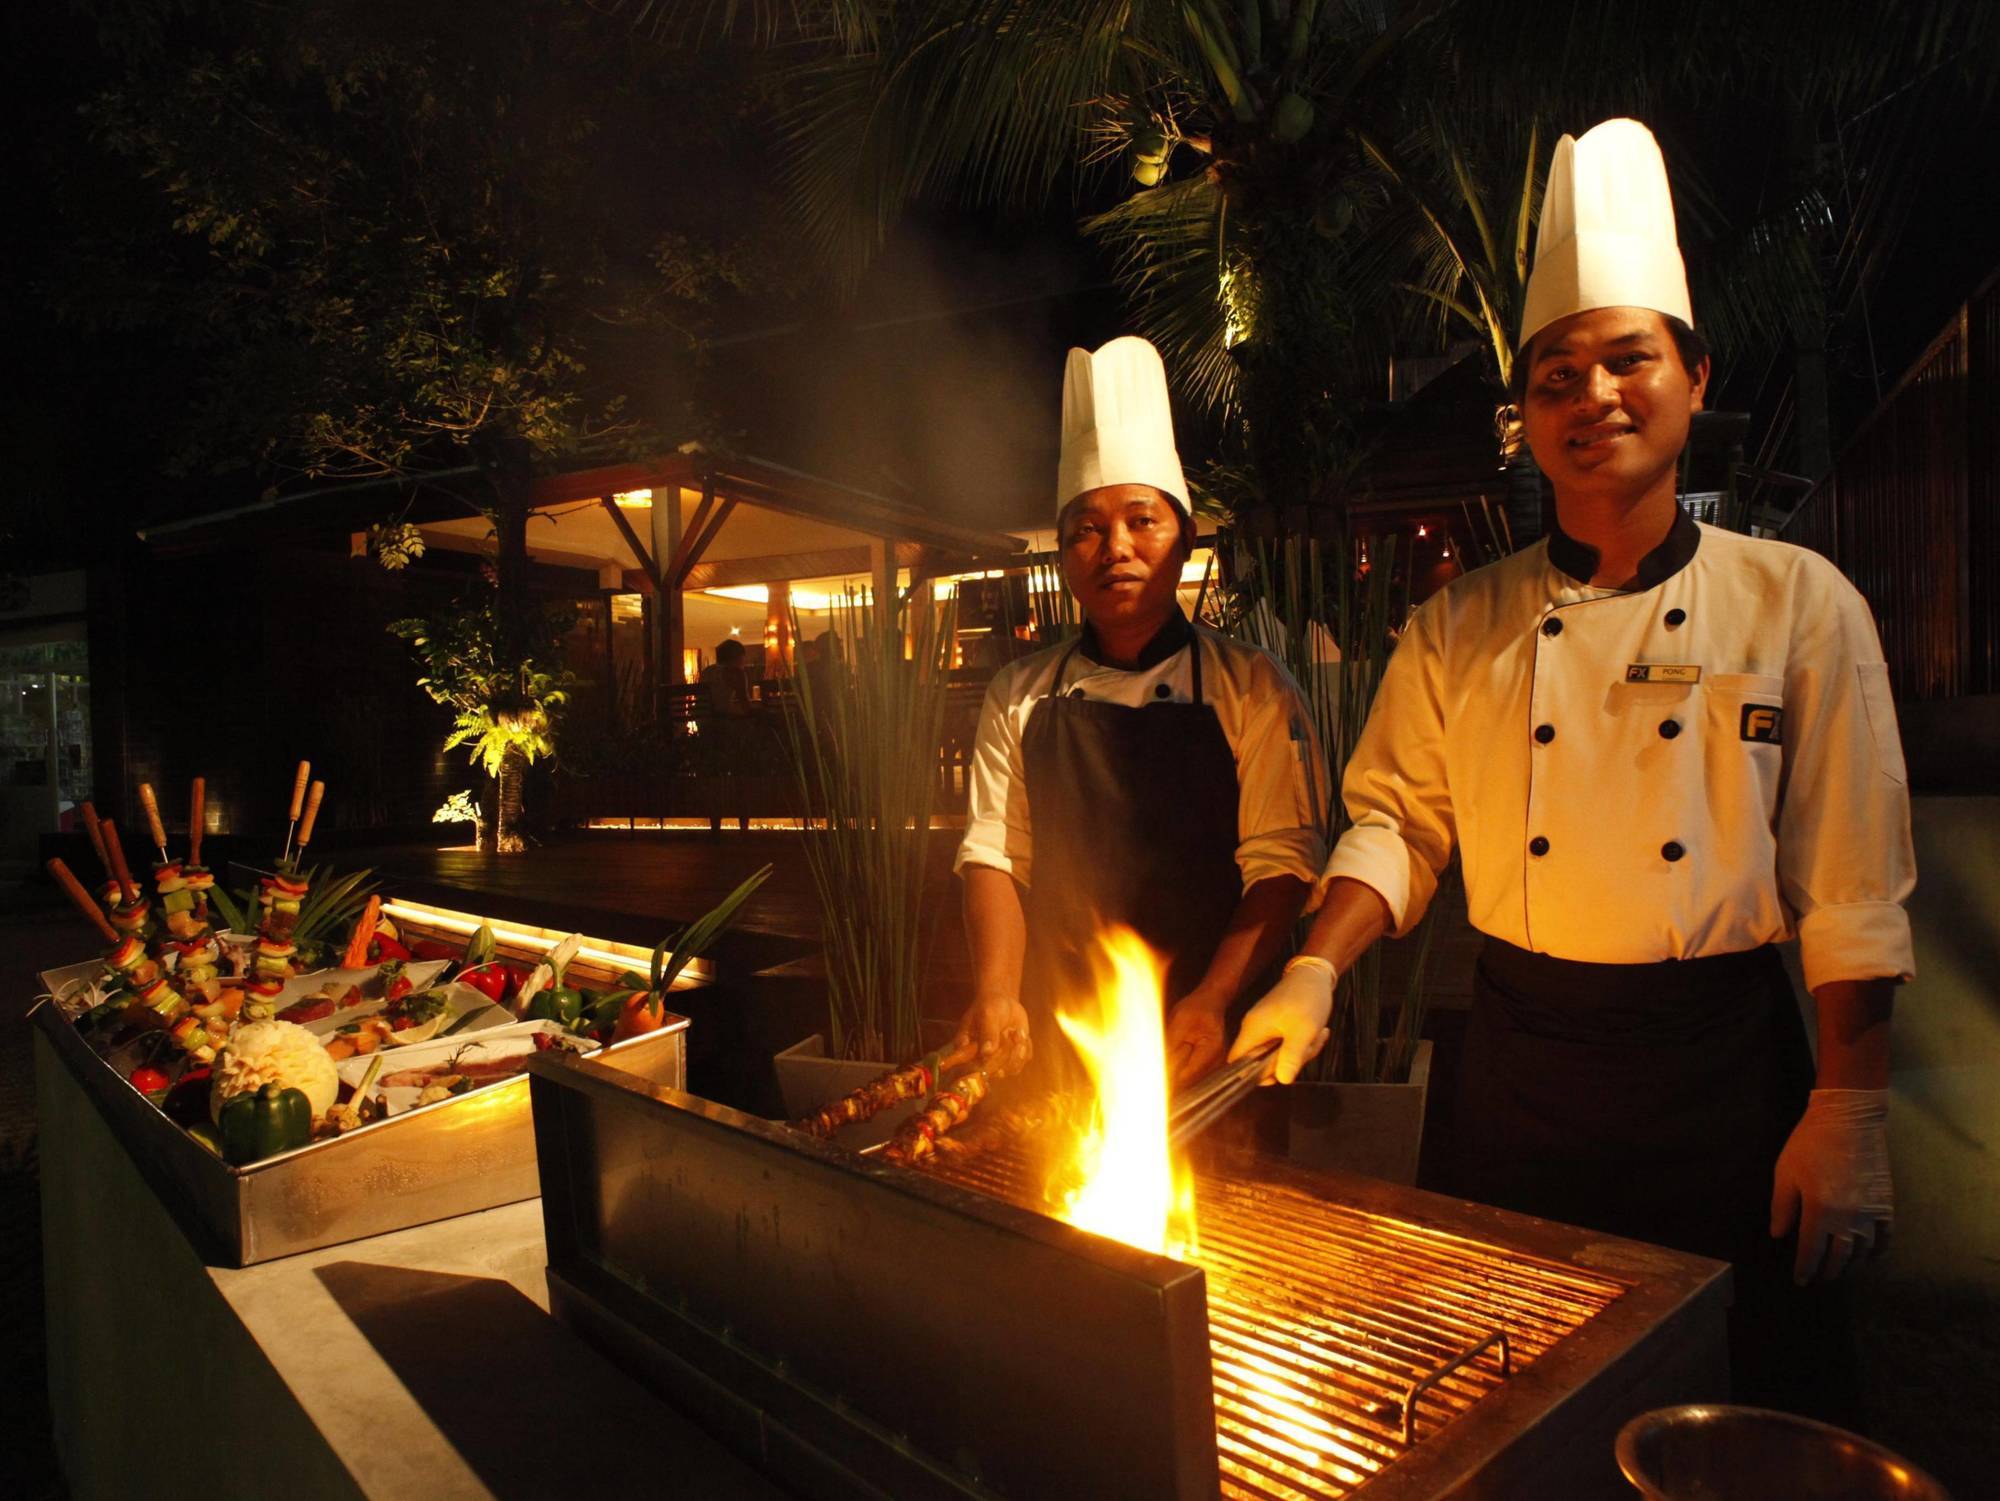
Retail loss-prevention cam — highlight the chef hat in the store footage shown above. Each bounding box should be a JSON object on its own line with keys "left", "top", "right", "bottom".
{"left": 1056, "top": 336, "right": 1190, "bottom": 519}
{"left": 1518, "top": 118, "right": 1693, "bottom": 349}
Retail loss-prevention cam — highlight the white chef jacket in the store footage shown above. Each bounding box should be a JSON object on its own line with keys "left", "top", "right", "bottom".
{"left": 1322, "top": 513, "right": 1916, "bottom": 993}
{"left": 955, "top": 615, "right": 1328, "bottom": 894}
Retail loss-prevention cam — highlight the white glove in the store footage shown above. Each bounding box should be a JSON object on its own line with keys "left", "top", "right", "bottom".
{"left": 1228, "top": 956, "right": 1336, "bottom": 1085}
{"left": 1770, "top": 1088, "right": 1893, "bottom": 1285}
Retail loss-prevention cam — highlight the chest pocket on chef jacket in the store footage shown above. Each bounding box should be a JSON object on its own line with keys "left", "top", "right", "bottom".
{"left": 1705, "top": 673, "right": 1786, "bottom": 811}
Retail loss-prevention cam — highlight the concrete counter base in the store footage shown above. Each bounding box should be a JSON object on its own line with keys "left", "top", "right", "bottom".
{"left": 36, "top": 1028, "right": 777, "bottom": 1500}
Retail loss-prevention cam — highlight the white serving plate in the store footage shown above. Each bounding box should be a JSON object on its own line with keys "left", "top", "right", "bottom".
{"left": 335, "top": 1021, "right": 588, "bottom": 1117}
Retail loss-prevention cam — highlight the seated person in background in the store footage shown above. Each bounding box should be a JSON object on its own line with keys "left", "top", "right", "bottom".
{"left": 700, "top": 638, "right": 756, "bottom": 718}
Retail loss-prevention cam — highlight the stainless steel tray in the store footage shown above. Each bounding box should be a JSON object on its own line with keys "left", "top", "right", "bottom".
{"left": 32, "top": 902, "right": 696, "bottom": 1267}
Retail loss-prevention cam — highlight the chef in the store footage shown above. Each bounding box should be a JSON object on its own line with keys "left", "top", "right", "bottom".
{"left": 1231, "top": 120, "right": 1914, "bottom": 1414}
{"left": 954, "top": 336, "right": 1326, "bottom": 1088}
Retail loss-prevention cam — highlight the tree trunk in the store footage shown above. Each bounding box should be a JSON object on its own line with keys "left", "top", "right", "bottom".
{"left": 495, "top": 745, "right": 526, "bottom": 854}
{"left": 478, "top": 776, "right": 498, "bottom": 855}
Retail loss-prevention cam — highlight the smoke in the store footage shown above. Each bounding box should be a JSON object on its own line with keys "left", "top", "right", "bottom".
{"left": 704, "top": 213, "right": 1120, "bottom": 536}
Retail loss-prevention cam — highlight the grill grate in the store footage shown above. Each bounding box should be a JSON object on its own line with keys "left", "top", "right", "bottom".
{"left": 927, "top": 1145, "right": 1629, "bottom": 1500}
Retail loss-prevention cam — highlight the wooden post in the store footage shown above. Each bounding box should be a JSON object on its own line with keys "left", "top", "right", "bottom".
{"left": 869, "top": 536, "right": 895, "bottom": 646}
{"left": 653, "top": 481, "right": 689, "bottom": 690}
{"left": 601, "top": 592, "right": 618, "bottom": 731}
{"left": 765, "top": 579, "right": 793, "bottom": 677}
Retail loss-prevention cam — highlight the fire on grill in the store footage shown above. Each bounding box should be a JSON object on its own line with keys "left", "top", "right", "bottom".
{"left": 526, "top": 928, "right": 1732, "bottom": 1500}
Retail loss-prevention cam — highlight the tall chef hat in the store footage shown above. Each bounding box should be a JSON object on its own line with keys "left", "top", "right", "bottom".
{"left": 1056, "top": 336, "right": 1190, "bottom": 520}
{"left": 1518, "top": 118, "right": 1693, "bottom": 349}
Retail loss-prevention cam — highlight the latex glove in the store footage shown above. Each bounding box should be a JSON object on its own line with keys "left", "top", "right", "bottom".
{"left": 1228, "top": 956, "right": 1335, "bottom": 1085}
{"left": 1770, "top": 1088, "right": 1893, "bottom": 1286}
{"left": 953, "top": 994, "right": 1032, "bottom": 1075}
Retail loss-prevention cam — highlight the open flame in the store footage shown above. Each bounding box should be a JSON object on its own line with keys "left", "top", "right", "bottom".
{"left": 1052, "top": 928, "right": 1199, "bottom": 1259}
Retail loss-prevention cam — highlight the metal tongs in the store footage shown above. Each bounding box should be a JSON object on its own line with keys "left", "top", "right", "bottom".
{"left": 1167, "top": 1038, "right": 1279, "bottom": 1149}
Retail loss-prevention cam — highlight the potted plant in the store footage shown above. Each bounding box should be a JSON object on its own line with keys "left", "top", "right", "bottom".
{"left": 772, "top": 588, "right": 956, "bottom": 1140}
{"left": 1216, "top": 530, "right": 1461, "bottom": 1182}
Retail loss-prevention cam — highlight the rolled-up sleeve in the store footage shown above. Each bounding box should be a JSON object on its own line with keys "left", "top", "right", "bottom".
{"left": 1231, "top": 652, "right": 1329, "bottom": 896}
{"left": 1776, "top": 571, "right": 1917, "bottom": 992}
{"left": 954, "top": 667, "right": 1035, "bottom": 886}
{"left": 1319, "top": 606, "right": 1456, "bottom": 935}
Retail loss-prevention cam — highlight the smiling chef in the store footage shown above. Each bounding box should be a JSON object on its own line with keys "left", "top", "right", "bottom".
{"left": 954, "top": 336, "right": 1326, "bottom": 1090}
{"left": 1230, "top": 120, "right": 1915, "bottom": 1416}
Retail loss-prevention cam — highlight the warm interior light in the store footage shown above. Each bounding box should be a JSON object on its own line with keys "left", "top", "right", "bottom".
{"left": 612, "top": 489, "right": 654, "bottom": 508}
{"left": 1052, "top": 928, "right": 1198, "bottom": 1259}
{"left": 378, "top": 900, "right": 706, "bottom": 984}
{"left": 1417, "top": 525, "right": 1428, "bottom": 538}
{"left": 705, "top": 582, "right": 864, "bottom": 611}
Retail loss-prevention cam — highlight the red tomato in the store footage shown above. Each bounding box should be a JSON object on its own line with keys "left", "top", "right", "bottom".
{"left": 130, "top": 1065, "right": 171, "bottom": 1095}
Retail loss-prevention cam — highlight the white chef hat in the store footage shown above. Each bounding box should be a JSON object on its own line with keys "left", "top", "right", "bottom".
{"left": 1056, "top": 336, "right": 1190, "bottom": 519}
{"left": 1518, "top": 118, "right": 1693, "bottom": 349}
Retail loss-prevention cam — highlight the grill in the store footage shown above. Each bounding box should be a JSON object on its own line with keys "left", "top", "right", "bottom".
{"left": 528, "top": 1057, "right": 1731, "bottom": 1500}
{"left": 929, "top": 1142, "right": 1627, "bottom": 1500}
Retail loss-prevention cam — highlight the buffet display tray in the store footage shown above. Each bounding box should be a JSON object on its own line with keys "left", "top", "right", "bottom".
{"left": 32, "top": 898, "right": 698, "bottom": 1267}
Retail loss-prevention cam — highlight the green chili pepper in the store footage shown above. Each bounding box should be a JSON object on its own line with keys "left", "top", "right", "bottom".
{"left": 218, "top": 1083, "right": 312, "bottom": 1165}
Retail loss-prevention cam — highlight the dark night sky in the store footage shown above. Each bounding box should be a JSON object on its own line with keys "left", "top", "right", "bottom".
{"left": 5, "top": 5, "right": 1996, "bottom": 565}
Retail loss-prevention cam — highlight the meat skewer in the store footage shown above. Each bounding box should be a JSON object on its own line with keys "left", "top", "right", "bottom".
{"left": 793, "top": 1037, "right": 979, "bottom": 1138}
{"left": 882, "top": 1068, "right": 994, "bottom": 1166}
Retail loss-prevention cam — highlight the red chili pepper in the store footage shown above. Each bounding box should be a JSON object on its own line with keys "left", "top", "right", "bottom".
{"left": 409, "top": 938, "right": 458, "bottom": 963}
{"left": 372, "top": 935, "right": 412, "bottom": 963}
{"left": 129, "top": 1065, "right": 171, "bottom": 1095}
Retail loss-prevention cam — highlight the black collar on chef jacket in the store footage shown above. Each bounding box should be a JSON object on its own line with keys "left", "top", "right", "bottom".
{"left": 1547, "top": 504, "right": 1701, "bottom": 591}
{"left": 1076, "top": 607, "right": 1193, "bottom": 670}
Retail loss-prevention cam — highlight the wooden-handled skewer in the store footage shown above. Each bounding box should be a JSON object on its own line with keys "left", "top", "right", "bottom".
{"left": 99, "top": 820, "right": 142, "bottom": 905}
{"left": 139, "top": 782, "right": 170, "bottom": 864}
{"left": 189, "top": 778, "right": 206, "bottom": 868}
{"left": 280, "top": 760, "right": 311, "bottom": 868}
{"left": 78, "top": 800, "right": 110, "bottom": 877}
{"left": 47, "top": 858, "right": 121, "bottom": 946}
{"left": 293, "top": 780, "right": 326, "bottom": 864}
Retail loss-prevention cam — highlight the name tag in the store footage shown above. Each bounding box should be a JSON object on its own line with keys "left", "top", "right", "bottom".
{"left": 1625, "top": 663, "right": 1702, "bottom": 684}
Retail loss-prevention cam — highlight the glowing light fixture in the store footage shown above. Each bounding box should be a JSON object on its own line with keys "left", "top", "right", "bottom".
{"left": 612, "top": 489, "right": 654, "bottom": 508}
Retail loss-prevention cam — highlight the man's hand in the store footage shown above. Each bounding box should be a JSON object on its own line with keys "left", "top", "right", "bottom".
{"left": 954, "top": 994, "right": 1032, "bottom": 1075}
{"left": 1770, "top": 1088, "right": 1893, "bottom": 1285}
{"left": 1228, "top": 956, "right": 1336, "bottom": 1085}
{"left": 1164, "top": 992, "right": 1229, "bottom": 1087}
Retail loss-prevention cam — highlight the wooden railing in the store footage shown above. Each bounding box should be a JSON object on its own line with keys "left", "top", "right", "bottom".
{"left": 1783, "top": 271, "right": 2000, "bottom": 700}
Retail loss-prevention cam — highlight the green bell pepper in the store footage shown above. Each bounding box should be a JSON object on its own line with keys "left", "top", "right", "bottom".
{"left": 218, "top": 1083, "right": 312, "bottom": 1165}
{"left": 525, "top": 985, "right": 584, "bottom": 1030}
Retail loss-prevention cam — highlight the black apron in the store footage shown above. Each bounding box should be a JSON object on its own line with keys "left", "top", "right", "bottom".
{"left": 1457, "top": 938, "right": 1857, "bottom": 1419}
{"left": 1019, "top": 632, "right": 1244, "bottom": 1090}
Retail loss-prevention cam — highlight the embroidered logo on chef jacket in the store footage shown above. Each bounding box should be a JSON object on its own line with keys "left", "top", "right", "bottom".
{"left": 1625, "top": 663, "right": 1702, "bottom": 684}
{"left": 1740, "top": 704, "right": 1784, "bottom": 743}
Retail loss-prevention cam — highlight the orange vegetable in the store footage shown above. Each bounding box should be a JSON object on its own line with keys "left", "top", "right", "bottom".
{"left": 612, "top": 990, "right": 664, "bottom": 1043}
{"left": 341, "top": 895, "right": 382, "bottom": 969}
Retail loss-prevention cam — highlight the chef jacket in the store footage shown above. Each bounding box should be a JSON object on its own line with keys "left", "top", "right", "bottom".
{"left": 1322, "top": 511, "right": 1916, "bottom": 994}
{"left": 956, "top": 611, "right": 1328, "bottom": 894}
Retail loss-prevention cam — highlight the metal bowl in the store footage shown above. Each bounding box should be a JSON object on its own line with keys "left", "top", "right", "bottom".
{"left": 1617, "top": 1405, "right": 1951, "bottom": 1501}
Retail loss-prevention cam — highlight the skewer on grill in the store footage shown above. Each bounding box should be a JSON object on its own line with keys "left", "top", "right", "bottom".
{"left": 793, "top": 1038, "right": 979, "bottom": 1138}
{"left": 881, "top": 1068, "right": 994, "bottom": 1165}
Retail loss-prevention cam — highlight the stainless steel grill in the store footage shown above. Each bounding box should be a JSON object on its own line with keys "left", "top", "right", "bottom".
{"left": 529, "top": 1057, "right": 1731, "bottom": 1501}
{"left": 928, "top": 1142, "right": 1628, "bottom": 1501}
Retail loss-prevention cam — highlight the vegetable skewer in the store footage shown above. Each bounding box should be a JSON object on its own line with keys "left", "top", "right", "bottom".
{"left": 47, "top": 858, "right": 122, "bottom": 946}
{"left": 139, "top": 782, "right": 170, "bottom": 864}
{"left": 280, "top": 761, "right": 311, "bottom": 868}
{"left": 78, "top": 800, "right": 110, "bottom": 876}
